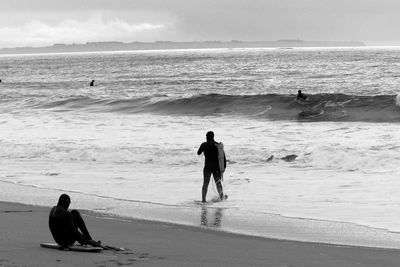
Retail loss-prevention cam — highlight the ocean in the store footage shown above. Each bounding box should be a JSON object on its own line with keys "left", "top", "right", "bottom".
{"left": 2, "top": 47, "right": 400, "bottom": 248}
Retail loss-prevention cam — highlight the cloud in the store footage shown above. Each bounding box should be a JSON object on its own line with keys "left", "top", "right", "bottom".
{"left": 0, "top": 15, "right": 166, "bottom": 48}
{"left": 2, "top": 0, "right": 400, "bottom": 47}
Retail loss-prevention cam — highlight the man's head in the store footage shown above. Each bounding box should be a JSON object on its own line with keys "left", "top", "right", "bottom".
{"left": 206, "top": 131, "right": 214, "bottom": 141}
{"left": 298, "top": 90, "right": 302, "bottom": 93}
{"left": 57, "top": 194, "right": 71, "bottom": 209}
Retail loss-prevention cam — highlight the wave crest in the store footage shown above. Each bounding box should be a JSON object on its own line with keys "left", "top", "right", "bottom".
{"left": 38, "top": 93, "right": 400, "bottom": 123}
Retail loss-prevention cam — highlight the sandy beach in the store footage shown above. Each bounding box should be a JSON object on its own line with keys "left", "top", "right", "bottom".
{"left": 1, "top": 201, "right": 400, "bottom": 267}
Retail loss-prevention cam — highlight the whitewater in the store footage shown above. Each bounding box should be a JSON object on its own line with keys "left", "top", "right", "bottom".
{"left": 2, "top": 47, "right": 400, "bottom": 248}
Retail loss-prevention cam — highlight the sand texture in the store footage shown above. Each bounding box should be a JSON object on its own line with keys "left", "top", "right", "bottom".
{"left": 1, "top": 201, "right": 400, "bottom": 267}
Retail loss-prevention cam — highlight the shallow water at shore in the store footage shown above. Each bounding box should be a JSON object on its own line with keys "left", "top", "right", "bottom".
{"left": 3, "top": 181, "right": 400, "bottom": 250}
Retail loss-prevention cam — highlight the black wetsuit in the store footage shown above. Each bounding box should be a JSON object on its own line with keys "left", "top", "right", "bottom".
{"left": 297, "top": 92, "right": 307, "bottom": 101}
{"left": 49, "top": 205, "right": 92, "bottom": 246}
{"left": 198, "top": 141, "right": 220, "bottom": 171}
{"left": 197, "top": 141, "right": 225, "bottom": 201}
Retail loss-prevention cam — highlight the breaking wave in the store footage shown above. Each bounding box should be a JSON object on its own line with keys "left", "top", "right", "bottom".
{"left": 36, "top": 93, "right": 400, "bottom": 123}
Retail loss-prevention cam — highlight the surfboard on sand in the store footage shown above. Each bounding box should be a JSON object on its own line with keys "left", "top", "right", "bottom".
{"left": 40, "top": 242, "right": 103, "bottom": 252}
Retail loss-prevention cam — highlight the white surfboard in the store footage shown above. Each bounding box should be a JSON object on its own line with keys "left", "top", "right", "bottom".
{"left": 40, "top": 242, "right": 103, "bottom": 252}
{"left": 216, "top": 142, "right": 225, "bottom": 179}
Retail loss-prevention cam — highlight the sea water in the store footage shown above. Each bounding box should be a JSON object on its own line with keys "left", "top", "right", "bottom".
{"left": 2, "top": 47, "right": 400, "bottom": 248}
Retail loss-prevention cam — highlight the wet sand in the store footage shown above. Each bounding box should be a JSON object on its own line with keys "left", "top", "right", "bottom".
{"left": 1, "top": 201, "right": 400, "bottom": 267}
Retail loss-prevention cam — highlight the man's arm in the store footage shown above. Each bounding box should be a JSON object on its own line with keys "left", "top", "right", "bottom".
{"left": 197, "top": 143, "right": 204, "bottom": 155}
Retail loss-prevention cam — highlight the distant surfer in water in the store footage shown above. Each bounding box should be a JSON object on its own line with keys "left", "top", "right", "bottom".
{"left": 48, "top": 194, "right": 101, "bottom": 248}
{"left": 197, "top": 131, "right": 226, "bottom": 203}
{"left": 90, "top": 80, "right": 95, "bottom": 86}
{"left": 297, "top": 90, "right": 307, "bottom": 101}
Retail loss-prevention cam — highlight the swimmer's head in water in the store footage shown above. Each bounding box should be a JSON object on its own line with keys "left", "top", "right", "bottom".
{"left": 58, "top": 194, "right": 71, "bottom": 209}
{"left": 206, "top": 131, "right": 214, "bottom": 141}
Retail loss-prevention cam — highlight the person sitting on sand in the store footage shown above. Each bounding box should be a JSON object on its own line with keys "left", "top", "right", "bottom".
{"left": 197, "top": 131, "right": 226, "bottom": 203}
{"left": 48, "top": 194, "right": 101, "bottom": 247}
{"left": 90, "top": 80, "right": 94, "bottom": 86}
{"left": 297, "top": 90, "right": 307, "bottom": 101}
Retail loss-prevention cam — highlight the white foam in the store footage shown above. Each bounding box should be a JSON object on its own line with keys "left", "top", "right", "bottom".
{"left": 3, "top": 48, "right": 400, "bottom": 247}
{"left": 2, "top": 112, "right": 400, "bottom": 244}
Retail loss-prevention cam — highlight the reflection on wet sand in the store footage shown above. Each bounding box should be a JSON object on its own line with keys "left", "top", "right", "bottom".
{"left": 201, "top": 206, "right": 223, "bottom": 228}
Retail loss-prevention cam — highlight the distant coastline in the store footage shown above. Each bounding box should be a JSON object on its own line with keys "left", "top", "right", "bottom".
{"left": 0, "top": 40, "right": 365, "bottom": 55}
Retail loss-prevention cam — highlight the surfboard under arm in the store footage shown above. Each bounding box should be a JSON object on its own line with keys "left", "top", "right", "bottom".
{"left": 217, "top": 142, "right": 226, "bottom": 175}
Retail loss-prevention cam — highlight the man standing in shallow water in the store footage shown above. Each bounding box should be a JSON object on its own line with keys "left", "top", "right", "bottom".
{"left": 197, "top": 131, "right": 226, "bottom": 203}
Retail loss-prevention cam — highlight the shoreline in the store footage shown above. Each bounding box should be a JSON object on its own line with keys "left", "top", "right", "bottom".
{"left": 38, "top": 202, "right": 400, "bottom": 252}
{"left": 0, "top": 40, "right": 365, "bottom": 55}
{"left": 2, "top": 180, "right": 400, "bottom": 250}
{"left": 3, "top": 201, "right": 400, "bottom": 267}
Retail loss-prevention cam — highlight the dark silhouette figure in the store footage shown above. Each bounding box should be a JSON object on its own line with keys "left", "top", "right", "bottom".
{"left": 297, "top": 90, "right": 307, "bottom": 101}
{"left": 197, "top": 131, "right": 225, "bottom": 203}
{"left": 48, "top": 194, "right": 101, "bottom": 247}
{"left": 90, "top": 80, "right": 94, "bottom": 86}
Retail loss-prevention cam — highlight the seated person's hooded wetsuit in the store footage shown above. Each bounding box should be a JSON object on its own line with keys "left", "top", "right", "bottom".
{"left": 48, "top": 194, "right": 93, "bottom": 246}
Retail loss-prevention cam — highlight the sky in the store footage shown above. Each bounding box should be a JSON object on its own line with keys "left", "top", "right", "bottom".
{"left": 1, "top": 0, "right": 400, "bottom": 48}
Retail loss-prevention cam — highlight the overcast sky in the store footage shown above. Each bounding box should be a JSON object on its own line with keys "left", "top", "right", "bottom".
{"left": 1, "top": 0, "right": 400, "bottom": 48}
